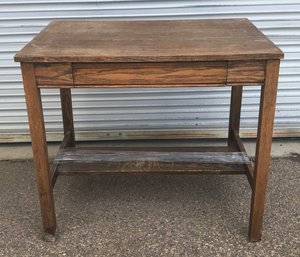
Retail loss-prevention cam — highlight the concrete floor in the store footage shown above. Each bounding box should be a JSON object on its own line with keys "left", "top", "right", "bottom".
{"left": 0, "top": 140, "right": 299, "bottom": 256}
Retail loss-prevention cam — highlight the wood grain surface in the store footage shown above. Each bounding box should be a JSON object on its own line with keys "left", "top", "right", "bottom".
{"left": 16, "top": 18, "right": 283, "bottom": 241}
{"left": 21, "top": 63, "right": 56, "bottom": 234}
{"left": 14, "top": 19, "right": 283, "bottom": 63}
{"left": 35, "top": 60, "right": 270, "bottom": 88}
{"left": 35, "top": 63, "right": 73, "bottom": 85}
{"left": 249, "top": 59, "right": 280, "bottom": 242}
{"left": 54, "top": 147, "right": 251, "bottom": 175}
{"left": 73, "top": 62, "right": 227, "bottom": 85}
{"left": 227, "top": 61, "right": 266, "bottom": 84}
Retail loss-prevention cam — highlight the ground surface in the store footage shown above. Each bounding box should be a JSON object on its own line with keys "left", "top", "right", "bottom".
{"left": 0, "top": 157, "right": 299, "bottom": 257}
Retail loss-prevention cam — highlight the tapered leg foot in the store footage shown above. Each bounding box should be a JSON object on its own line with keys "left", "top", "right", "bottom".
{"left": 43, "top": 228, "right": 58, "bottom": 242}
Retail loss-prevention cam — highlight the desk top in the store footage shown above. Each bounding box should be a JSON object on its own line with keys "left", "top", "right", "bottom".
{"left": 14, "top": 19, "right": 283, "bottom": 63}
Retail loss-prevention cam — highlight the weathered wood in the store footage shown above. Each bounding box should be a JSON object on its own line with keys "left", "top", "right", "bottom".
{"left": 15, "top": 19, "right": 283, "bottom": 241}
{"left": 53, "top": 144, "right": 240, "bottom": 182}
{"left": 249, "top": 59, "right": 280, "bottom": 242}
{"left": 63, "top": 146, "right": 237, "bottom": 153}
{"left": 38, "top": 84, "right": 74, "bottom": 88}
{"left": 38, "top": 83, "right": 227, "bottom": 89}
{"left": 232, "top": 129, "right": 254, "bottom": 188}
{"left": 51, "top": 131, "right": 72, "bottom": 187}
{"left": 54, "top": 147, "right": 251, "bottom": 175}
{"left": 35, "top": 63, "right": 73, "bottom": 85}
{"left": 56, "top": 148, "right": 251, "bottom": 164}
{"left": 36, "top": 60, "right": 267, "bottom": 88}
{"left": 227, "top": 61, "right": 265, "bottom": 84}
{"left": 21, "top": 62, "right": 56, "bottom": 235}
{"left": 58, "top": 162, "right": 247, "bottom": 176}
{"left": 228, "top": 86, "right": 243, "bottom": 148}
{"left": 226, "top": 82, "right": 263, "bottom": 87}
{"left": 228, "top": 85, "right": 254, "bottom": 188}
{"left": 51, "top": 87, "right": 76, "bottom": 187}
{"left": 14, "top": 19, "right": 283, "bottom": 63}
{"left": 60, "top": 88, "right": 75, "bottom": 146}
{"left": 73, "top": 62, "right": 227, "bottom": 85}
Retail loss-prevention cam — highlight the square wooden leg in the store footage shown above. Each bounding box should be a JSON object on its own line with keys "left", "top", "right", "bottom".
{"left": 228, "top": 86, "right": 243, "bottom": 148}
{"left": 21, "top": 63, "right": 56, "bottom": 235}
{"left": 60, "top": 88, "right": 75, "bottom": 146}
{"left": 249, "top": 60, "right": 280, "bottom": 242}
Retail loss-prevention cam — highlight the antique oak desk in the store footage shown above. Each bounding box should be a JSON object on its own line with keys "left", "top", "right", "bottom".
{"left": 15, "top": 19, "right": 283, "bottom": 241}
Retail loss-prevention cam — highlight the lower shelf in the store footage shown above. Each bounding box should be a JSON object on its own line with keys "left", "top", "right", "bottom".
{"left": 54, "top": 146, "right": 251, "bottom": 176}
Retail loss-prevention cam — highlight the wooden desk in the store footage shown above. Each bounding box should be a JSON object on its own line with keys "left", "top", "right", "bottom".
{"left": 15, "top": 19, "right": 283, "bottom": 242}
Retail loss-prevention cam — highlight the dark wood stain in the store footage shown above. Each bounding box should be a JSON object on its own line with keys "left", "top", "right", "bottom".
{"left": 21, "top": 63, "right": 56, "bottom": 234}
{"left": 35, "top": 63, "right": 73, "bottom": 84}
{"left": 55, "top": 147, "right": 250, "bottom": 175}
{"left": 15, "top": 19, "right": 283, "bottom": 241}
{"left": 15, "top": 19, "right": 283, "bottom": 63}
{"left": 73, "top": 62, "right": 227, "bottom": 85}
{"left": 34, "top": 60, "right": 270, "bottom": 88}
{"left": 60, "top": 88, "right": 75, "bottom": 146}
{"left": 249, "top": 59, "right": 280, "bottom": 242}
{"left": 227, "top": 61, "right": 266, "bottom": 84}
{"left": 50, "top": 131, "right": 72, "bottom": 187}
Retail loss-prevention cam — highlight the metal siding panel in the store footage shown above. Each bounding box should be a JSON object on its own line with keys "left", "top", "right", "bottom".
{"left": 0, "top": 0, "right": 299, "bottom": 141}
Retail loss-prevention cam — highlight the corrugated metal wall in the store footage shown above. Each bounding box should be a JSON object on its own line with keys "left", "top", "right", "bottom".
{"left": 1, "top": 0, "right": 300, "bottom": 142}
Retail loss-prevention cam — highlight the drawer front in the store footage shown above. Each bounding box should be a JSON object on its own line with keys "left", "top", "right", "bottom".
{"left": 34, "top": 61, "right": 266, "bottom": 87}
{"left": 73, "top": 62, "right": 227, "bottom": 86}
{"left": 35, "top": 63, "right": 73, "bottom": 85}
{"left": 227, "top": 61, "right": 266, "bottom": 84}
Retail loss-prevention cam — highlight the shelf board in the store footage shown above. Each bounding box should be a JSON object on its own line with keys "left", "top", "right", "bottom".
{"left": 54, "top": 146, "right": 251, "bottom": 176}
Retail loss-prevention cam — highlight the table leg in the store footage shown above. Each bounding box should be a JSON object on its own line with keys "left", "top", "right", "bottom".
{"left": 21, "top": 63, "right": 56, "bottom": 235}
{"left": 249, "top": 59, "right": 280, "bottom": 242}
{"left": 228, "top": 86, "right": 243, "bottom": 147}
{"left": 60, "top": 88, "right": 75, "bottom": 146}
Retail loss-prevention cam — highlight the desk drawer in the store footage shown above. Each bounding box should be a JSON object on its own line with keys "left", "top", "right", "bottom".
{"left": 73, "top": 62, "right": 227, "bottom": 86}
